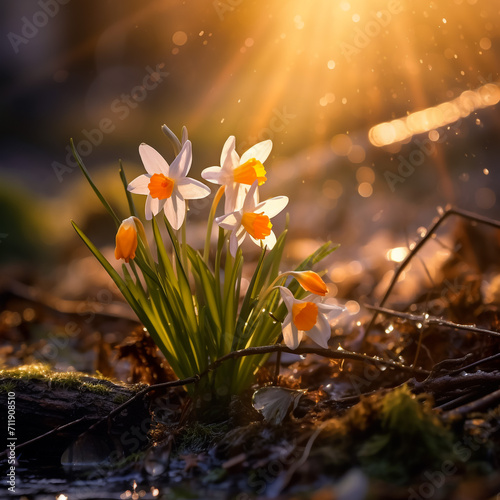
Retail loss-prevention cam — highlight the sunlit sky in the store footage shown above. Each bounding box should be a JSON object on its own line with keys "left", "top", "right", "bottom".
{"left": 0, "top": 0, "right": 499, "bottom": 266}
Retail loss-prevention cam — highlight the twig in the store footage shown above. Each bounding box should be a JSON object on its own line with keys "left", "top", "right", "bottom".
{"left": 268, "top": 421, "right": 329, "bottom": 496}
{"left": 413, "top": 372, "right": 500, "bottom": 394}
{"left": 365, "top": 304, "right": 500, "bottom": 338}
{"left": 434, "top": 390, "right": 480, "bottom": 411}
{"left": 364, "top": 207, "right": 500, "bottom": 338}
{"left": 1, "top": 344, "right": 426, "bottom": 457}
{"left": 448, "top": 352, "right": 500, "bottom": 377}
{"left": 0, "top": 416, "right": 88, "bottom": 459}
{"left": 444, "top": 388, "right": 500, "bottom": 417}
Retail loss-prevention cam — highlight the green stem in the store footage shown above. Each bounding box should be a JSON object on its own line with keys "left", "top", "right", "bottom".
{"left": 181, "top": 211, "right": 188, "bottom": 271}
{"left": 204, "top": 186, "right": 226, "bottom": 264}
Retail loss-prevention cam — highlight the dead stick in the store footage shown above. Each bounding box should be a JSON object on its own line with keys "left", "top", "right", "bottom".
{"left": 444, "top": 388, "right": 500, "bottom": 417}
{"left": 364, "top": 207, "right": 500, "bottom": 338}
{"left": 365, "top": 304, "right": 500, "bottom": 338}
{"left": 448, "top": 352, "right": 500, "bottom": 376}
{"left": 0, "top": 416, "right": 88, "bottom": 459}
{"left": 1, "top": 344, "right": 427, "bottom": 457}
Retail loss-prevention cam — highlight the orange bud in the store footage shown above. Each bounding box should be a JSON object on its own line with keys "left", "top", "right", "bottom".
{"left": 292, "top": 271, "right": 328, "bottom": 296}
{"left": 114, "top": 217, "right": 138, "bottom": 263}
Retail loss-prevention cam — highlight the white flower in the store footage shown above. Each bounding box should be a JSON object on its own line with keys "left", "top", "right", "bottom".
{"left": 215, "top": 182, "right": 288, "bottom": 257}
{"left": 201, "top": 136, "right": 272, "bottom": 213}
{"left": 278, "top": 287, "right": 345, "bottom": 350}
{"left": 127, "top": 140, "right": 210, "bottom": 229}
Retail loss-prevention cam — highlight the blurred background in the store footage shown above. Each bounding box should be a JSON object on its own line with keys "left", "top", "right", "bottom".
{"left": 1, "top": 0, "right": 500, "bottom": 370}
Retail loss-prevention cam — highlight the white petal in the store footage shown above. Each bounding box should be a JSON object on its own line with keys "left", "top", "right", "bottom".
{"left": 145, "top": 195, "right": 164, "bottom": 220}
{"left": 261, "top": 231, "right": 277, "bottom": 250}
{"left": 232, "top": 184, "right": 250, "bottom": 213}
{"left": 306, "top": 314, "right": 331, "bottom": 349}
{"left": 255, "top": 196, "right": 289, "bottom": 218}
{"left": 127, "top": 174, "right": 151, "bottom": 195}
{"left": 242, "top": 182, "right": 259, "bottom": 212}
{"left": 221, "top": 136, "right": 239, "bottom": 171}
{"left": 181, "top": 126, "right": 188, "bottom": 145}
{"left": 240, "top": 139, "right": 272, "bottom": 164}
{"left": 139, "top": 143, "right": 169, "bottom": 176}
{"left": 216, "top": 212, "right": 241, "bottom": 231}
{"left": 164, "top": 192, "right": 186, "bottom": 230}
{"left": 250, "top": 231, "right": 277, "bottom": 251}
{"left": 317, "top": 302, "right": 346, "bottom": 320}
{"left": 170, "top": 140, "right": 192, "bottom": 178}
{"left": 201, "top": 167, "right": 223, "bottom": 184}
{"left": 236, "top": 225, "right": 247, "bottom": 246}
{"left": 282, "top": 314, "right": 302, "bottom": 350}
{"left": 224, "top": 183, "right": 239, "bottom": 214}
{"left": 229, "top": 231, "right": 241, "bottom": 257}
{"left": 278, "top": 287, "right": 295, "bottom": 311}
{"left": 177, "top": 178, "right": 211, "bottom": 199}
{"left": 145, "top": 195, "right": 153, "bottom": 220}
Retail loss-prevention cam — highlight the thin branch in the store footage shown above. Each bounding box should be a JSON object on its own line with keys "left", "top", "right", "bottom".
{"left": 413, "top": 372, "right": 500, "bottom": 394}
{"left": 365, "top": 304, "right": 500, "bottom": 338}
{"left": 269, "top": 421, "right": 329, "bottom": 496}
{"left": 444, "top": 388, "right": 500, "bottom": 417}
{"left": 364, "top": 207, "right": 500, "bottom": 338}
{"left": 447, "top": 352, "right": 500, "bottom": 377}
{"left": 0, "top": 416, "right": 88, "bottom": 459}
{"left": 1, "top": 344, "right": 426, "bottom": 456}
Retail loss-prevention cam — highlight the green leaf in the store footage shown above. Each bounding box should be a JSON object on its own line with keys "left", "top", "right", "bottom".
{"left": 119, "top": 160, "right": 138, "bottom": 218}
{"left": 295, "top": 241, "right": 340, "bottom": 272}
{"left": 188, "top": 248, "right": 222, "bottom": 332}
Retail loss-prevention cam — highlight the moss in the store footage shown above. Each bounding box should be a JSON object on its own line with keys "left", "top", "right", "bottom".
{"left": 177, "top": 422, "right": 229, "bottom": 453}
{"left": 79, "top": 382, "right": 112, "bottom": 395}
{"left": 319, "top": 385, "right": 456, "bottom": 484}
{"left": 356, "top": 386, "right": 455, "bottom": 482}
{"left": 0, "top": 381, "right": 16, "bottom": 393}
{"left": 113, "top": 394, "right": 131, "bottom": 405}
{"left": 0, "top": 364, "right": 115, "bottom": 393}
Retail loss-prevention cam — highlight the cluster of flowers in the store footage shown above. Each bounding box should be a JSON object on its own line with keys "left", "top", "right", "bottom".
{"left": 114, "top": 132, "right": 344, "bottom": 350}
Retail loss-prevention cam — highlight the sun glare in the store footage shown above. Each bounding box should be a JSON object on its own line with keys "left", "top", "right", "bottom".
{"left": 181, "top": 0, "right": 499, "bottom": 154}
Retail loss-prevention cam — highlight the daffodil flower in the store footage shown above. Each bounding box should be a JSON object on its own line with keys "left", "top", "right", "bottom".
{"left": 127, "top": 140, "right": 210, "bottom": 229}
{"left": 216, "top": 182, "right": 288, "bottom": 257}
{"left": 278, "top": 287, "right": 344, "bottom": 350}
{"left": 289, "top": 271, "right": 328, "bottom": 296}
{"left": 115, "top": 217, "right": 138, "bottom": 263}
{"left": 201, "top": 136, "right": 272, "bottom": 213}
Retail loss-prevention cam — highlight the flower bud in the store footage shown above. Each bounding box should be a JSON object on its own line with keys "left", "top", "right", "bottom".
{"left": 114, "top": 217, "right": 138, "bottom": 263}
{"left": 292, "top": 271, "right": 328, "bottom": 296}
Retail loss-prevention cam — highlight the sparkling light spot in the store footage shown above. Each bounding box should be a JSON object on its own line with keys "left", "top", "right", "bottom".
{"left": 327, "top": 60, "right": 336, "bottom": 69}
{"left": 358, "top": 182, "right": 373, "bottom": 198}
{"left": 386, "top": 247, "right": 409, "bottom": 262}
{"left": 479, "top": 37, "right": 491, "bottom": 50}
{"left": 348, "top": 145, "right": 366, "bottom": 163}
{"left": 369, "top": 83, "right": 500, "bottom": 147}
{"left": 345, "top": 300, "right": 360, "bottom": 315}
{"left": 428, "top": 130, "right": 440, "bottom": 141}
{"left": 356, "top": 166, "right": 375, "bottom": 184}
{"left": 172, "top": 31, "right": 188, "bottom": 46}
